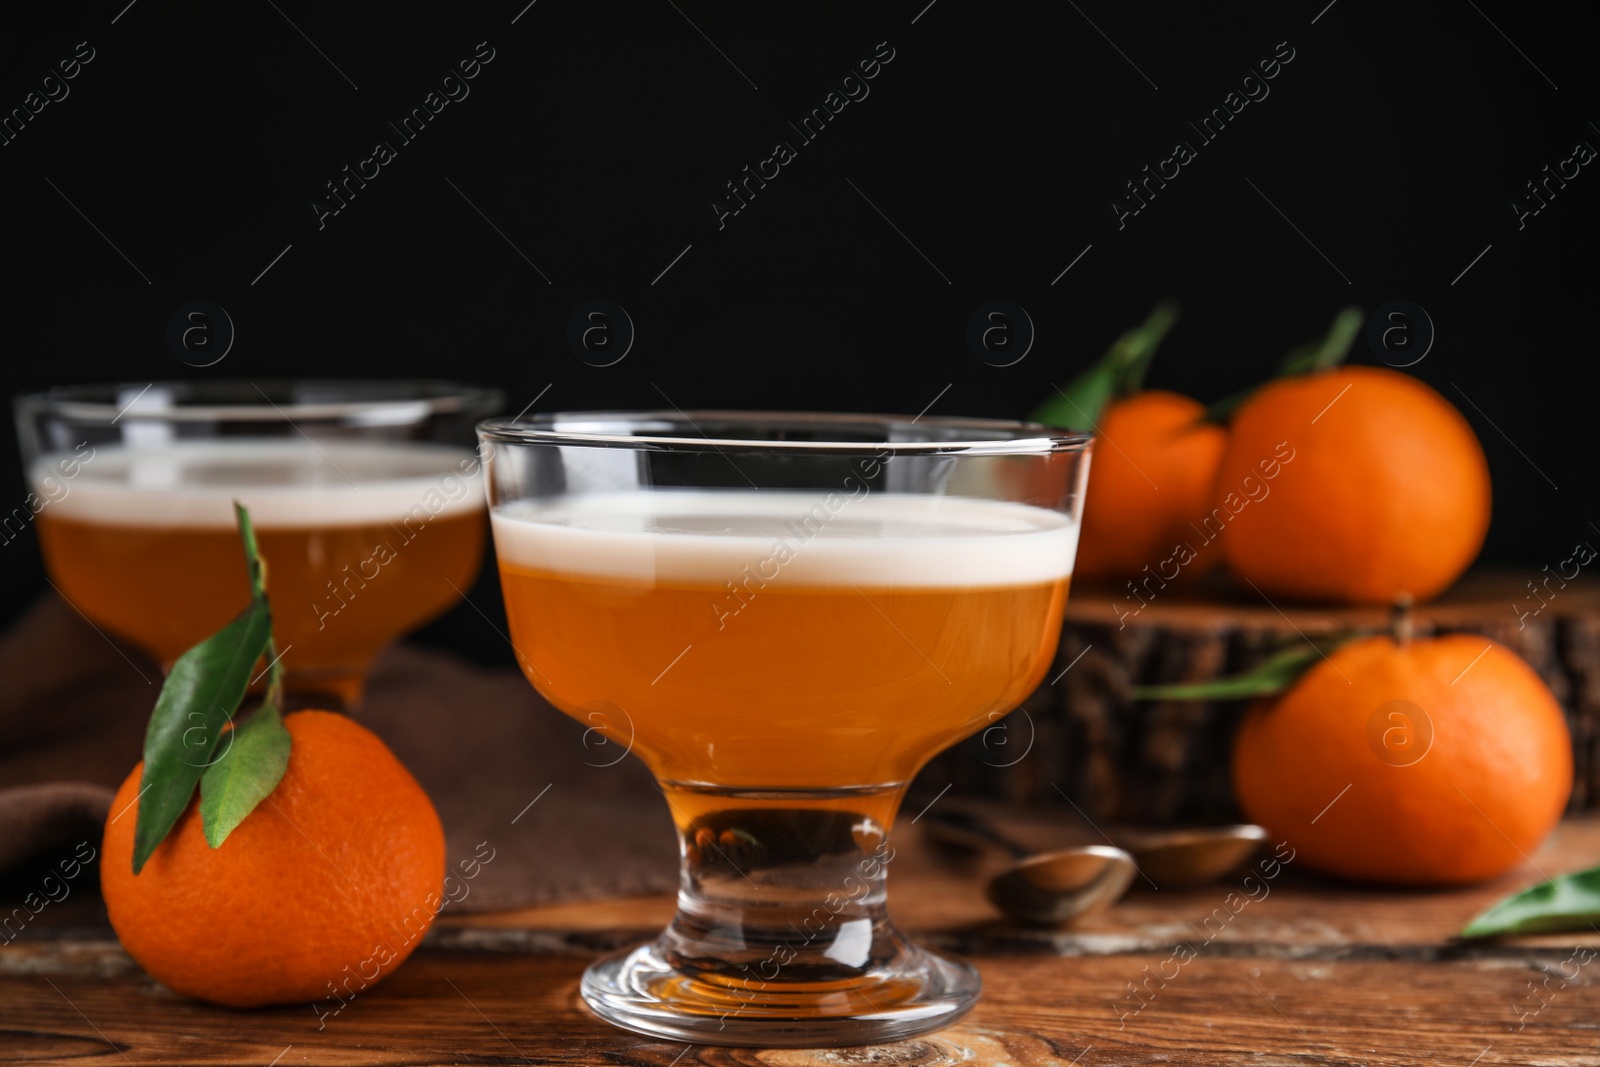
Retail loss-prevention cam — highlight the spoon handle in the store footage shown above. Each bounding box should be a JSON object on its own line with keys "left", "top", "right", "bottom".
{"left": 921, "top": 809, "right": 1030, "bottom": 859}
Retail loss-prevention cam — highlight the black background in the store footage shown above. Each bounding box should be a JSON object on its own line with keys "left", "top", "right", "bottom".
{"left": 2, "top": 0, "right": 1595, "bottom": 663}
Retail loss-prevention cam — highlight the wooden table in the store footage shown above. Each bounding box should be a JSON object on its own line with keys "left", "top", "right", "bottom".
{"left": 6, "top": 817, "right": 1600, "bottom": 1066}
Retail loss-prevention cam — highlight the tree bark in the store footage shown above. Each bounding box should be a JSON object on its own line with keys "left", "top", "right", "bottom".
{"left": 924, "top": 570, "right": 1600, "bottom": 824}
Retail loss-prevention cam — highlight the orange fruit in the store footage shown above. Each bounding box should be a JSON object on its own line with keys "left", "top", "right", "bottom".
{"left": 1232, "top": 634, "right": 1571, "bottom": 884}
{"left": 1075, "top": 391, "right": 1228, "bottom": 582}
{"left": 101, "top": 710, "right": 445, "bottom": 1007}
{"left": 1212, "top": 365, "right": 1490, "bottom": 603}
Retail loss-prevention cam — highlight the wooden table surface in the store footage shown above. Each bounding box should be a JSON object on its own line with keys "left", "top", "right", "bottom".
{"left": 6, "top": 814, "right": 1600, "bottom": 1066}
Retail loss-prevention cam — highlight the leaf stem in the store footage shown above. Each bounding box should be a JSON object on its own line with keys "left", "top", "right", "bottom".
{"left": 1390, "top": 593, "right": 1415, "bottom": 648}
{"left": 1204, "top": 306, "right": 1366, "bottom": 424}
{"left": 263, "top": 638, "right": 285, "bottom": 714}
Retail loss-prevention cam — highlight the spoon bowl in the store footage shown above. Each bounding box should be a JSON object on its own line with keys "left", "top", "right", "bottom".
{"left": 986, "top": 845, "right": 1138, "bottom": 926}
{"left": 1117, "top": 824, "right": 1268, "bottom": 888}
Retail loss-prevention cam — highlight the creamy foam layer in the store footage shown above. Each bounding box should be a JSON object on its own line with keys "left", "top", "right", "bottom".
{"left": 492, "top": 491, "right": 1078, "bottom": 587}
{"left": 35, "top": 439, "right": 483, "bottom": 528}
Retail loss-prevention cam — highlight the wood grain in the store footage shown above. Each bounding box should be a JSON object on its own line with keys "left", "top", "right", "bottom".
{"left": 5, "top": 937, "right": 1597, "bottom": 1065}
{"left": 7, "top": 820, "right": 1600, "bottom": 1065}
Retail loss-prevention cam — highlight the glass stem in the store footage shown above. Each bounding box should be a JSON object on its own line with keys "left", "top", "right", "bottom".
{"left": 657, "top": 784, "right": 910, "bottom": 996}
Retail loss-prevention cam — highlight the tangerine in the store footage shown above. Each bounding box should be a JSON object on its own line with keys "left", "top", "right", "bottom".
{"left": 101, "top": 710, "right": 445, "bottom": 1007}
{"left": 1075, "top": 390, "right": 1228, "bottom": 583}
{"left": 1232, "top": 634, "right": 1570, "bottom": 884}
{"left": 1212, "top": 365, "right": 1489, "bottom": 603}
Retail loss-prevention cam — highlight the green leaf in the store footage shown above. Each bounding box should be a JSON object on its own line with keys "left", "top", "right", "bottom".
{"left": 131, "top": 599, "right": 271, "bottom": 873}
{"left": 1034, "top": 369, "right": 1118, "bottom": 434}
{"left": 1031, "top": 302, "right": 1179, "bottom": 431}
{"left": 1461, "top": 865, "right": 1600, "bottom": 939}
{"left": 1278, "top": 306, "right": 1364, "bottom": 376}
{"left": 1110, "top": 300, "right": 1180, "bottom": 397}
{"left": 1204, "top": 307, "right": 1365, "bottom": 424}
{"left": 1131, "top": 641, "right": 1339, "bottom": 702}
{"left": 199, "top": 704, "right": 292, "bottom": 848}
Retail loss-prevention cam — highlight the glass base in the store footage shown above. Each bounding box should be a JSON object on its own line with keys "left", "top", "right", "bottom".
{"left": 581, "top": 786, "right": 981, "bottom": 1046}
{"left": 580, "top": 935, "right": 981, "bottom": 1047}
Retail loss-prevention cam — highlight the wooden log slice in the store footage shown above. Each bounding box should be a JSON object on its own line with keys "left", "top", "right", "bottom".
{"left": 923, "top": 570, "right": 1600, "bottom": 824}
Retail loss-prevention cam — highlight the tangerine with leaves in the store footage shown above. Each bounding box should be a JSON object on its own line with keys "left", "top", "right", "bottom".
{"left": 1231, "top": 633, "right": 1570, "bottom": 885}
{"left": 102, "top": 709, "right": 446, "bottom": 1008}
{"left": 1031, "top": 303, "right": 1225, "bottom": 582}
{"left": 1214, "top": 363, "right": 1490, "bottom": 604}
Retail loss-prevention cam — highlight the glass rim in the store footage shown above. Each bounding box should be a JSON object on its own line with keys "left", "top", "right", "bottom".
{"left": 476, "top": 410, "right": 1093, "bottom": 455}
{"left": 14, "top": 379, "right": 504, "bottom": 423}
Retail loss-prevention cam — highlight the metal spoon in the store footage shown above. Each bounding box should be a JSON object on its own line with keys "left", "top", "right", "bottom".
{"left": 1113, "top": 824, "right": 1268, "bottom": 887}
{"left": 925, "top": 810, "right": 1270, "bottom": 920}
{"left": 988, "top": 846, "right": 1139, "bottom": 927}
{"left": 924, "top": 810, "right": 1137, "bottom": 926}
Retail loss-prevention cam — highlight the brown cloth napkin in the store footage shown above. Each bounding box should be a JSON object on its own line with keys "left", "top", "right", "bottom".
{"left": 0, "top": 595, "right": 677, "bottom": 911}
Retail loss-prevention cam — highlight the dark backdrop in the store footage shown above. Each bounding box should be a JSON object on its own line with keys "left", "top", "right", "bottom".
{"left": 2, "top": 0, "right": 1594, "bottom": 663}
